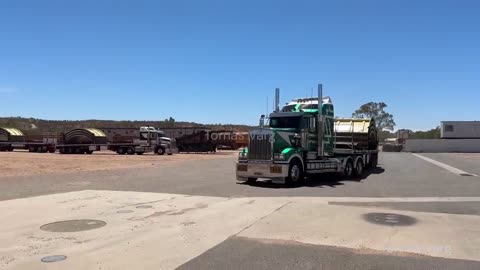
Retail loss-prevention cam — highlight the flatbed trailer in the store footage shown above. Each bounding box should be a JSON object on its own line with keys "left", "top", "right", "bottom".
{"left": 56, "top": 142, "right": 173, "bottom": 155}
{"left": 0, "top": 141, "right": 57, "bottom": 153}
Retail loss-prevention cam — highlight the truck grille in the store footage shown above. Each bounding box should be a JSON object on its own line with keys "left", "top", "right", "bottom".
{"left": 248, "top": 133, "right": 272, "bottom": 161}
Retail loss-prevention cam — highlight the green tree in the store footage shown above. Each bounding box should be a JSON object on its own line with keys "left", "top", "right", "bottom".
{"left": 352, "top": 102, "right": 396, "bottom": 131}
{"left": 410, "top": 127, "right": 441, "bottom": 139}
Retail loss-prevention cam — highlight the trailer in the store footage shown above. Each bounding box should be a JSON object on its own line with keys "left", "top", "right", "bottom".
{"left": 212, "top": 131, "right": 249, "bottom": 150}
{"left": 57, "top": 127, "right": 174, "bottom": 155}
{"left": 236, "top": 85, "right": 379, "bottom": 185}
{"left": 0, "top": 128, "right": 57, "bottom": 153}
{"left": 175, "top": 129, "right": 216, "bottom": 153}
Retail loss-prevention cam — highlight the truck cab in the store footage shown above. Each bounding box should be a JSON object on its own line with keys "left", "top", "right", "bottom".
{"left": 138, "top": 127, "right": 174, "bottom": 155}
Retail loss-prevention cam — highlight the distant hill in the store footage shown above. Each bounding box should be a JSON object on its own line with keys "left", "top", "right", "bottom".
{"left": 0, "top": 117, "right": 252, "bottom": 135}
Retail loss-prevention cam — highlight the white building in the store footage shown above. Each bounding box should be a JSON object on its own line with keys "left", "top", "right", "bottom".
{"left": 441, "top": 121, "right": 480, "bottom": 139}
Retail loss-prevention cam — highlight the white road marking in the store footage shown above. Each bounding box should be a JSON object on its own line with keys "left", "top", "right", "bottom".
{"left": 323, "top": 197, "right": 480, "bottom": 203}
{"left": 412, "top": 153, "right": 478, "bottom": 177}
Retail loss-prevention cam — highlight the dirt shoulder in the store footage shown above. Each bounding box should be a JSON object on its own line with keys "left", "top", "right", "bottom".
{"left": 0, "top": 150, "right": 236, "bottom": 178}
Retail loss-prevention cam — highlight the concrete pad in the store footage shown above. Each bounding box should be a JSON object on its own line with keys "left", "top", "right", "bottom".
{"left": 238, "top": 200, "right": 480, "bottom": 261}
{"left": 0, "top": 190, "right": 288, "bottom": 270}
{"left": 2, "top": 191, "right": 480, "bottom": 269}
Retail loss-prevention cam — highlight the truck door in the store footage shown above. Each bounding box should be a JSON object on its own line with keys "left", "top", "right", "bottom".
{"left": 301, "top": 116, "right": 312, "bottom": 149}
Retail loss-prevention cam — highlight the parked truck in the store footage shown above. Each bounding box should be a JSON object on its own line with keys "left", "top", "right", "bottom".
{"left": 236, "top": 84, "right": 379, "bottom": 185}
{"left": 0, "top": 127, "right": 57, "bottom": 153}
{"left": 57, "top": 127, "right": 174, "bottom": 155}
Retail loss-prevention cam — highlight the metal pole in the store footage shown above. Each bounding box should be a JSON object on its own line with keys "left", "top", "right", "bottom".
{"left": 275, "top": 88, "right": 280, "bottom": 112}
{"left": 266, "top": 96, "right": 269, "bottom": 118}
{"left": 318, "top": 84, "right": 324, "bottom": 157}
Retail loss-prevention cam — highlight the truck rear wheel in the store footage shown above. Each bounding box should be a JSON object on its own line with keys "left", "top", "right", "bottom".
{"left": 354, "top": 159, "right": 364, "bottom": 177}
{"left": 126, "top": 147, "right": 135, "bottom": 155}
{"left": 247, "top": 178, "right": 257, "bottom": 184}
{"left": 344, "top": 159, "right": 354, "bottom": 178}
{"left": 368, "top": 154, "right": 378, "bottom": 169}
{"left": 286, "top": 159, "right": 304, "bottom": 186}
{"left": 117, "top": 148, "right": 126, "bottom": 155}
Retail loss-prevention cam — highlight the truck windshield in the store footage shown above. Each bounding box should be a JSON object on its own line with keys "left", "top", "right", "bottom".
{"left": 269, "top": 117, "right": 301, "bottom": 129}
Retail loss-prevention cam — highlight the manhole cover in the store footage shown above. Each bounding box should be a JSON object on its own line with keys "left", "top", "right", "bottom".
{"left": 363, "top": 213, "right": 417, "bottom": 226}
{"left": 41, "top": 255, "right": 67, "bottom": 263}
{"left": 117, "top": 210, "right": 134, "bottom": 214}
{"left": 41, "top": 220, "right": 106, "bottom": 232}
{"left": 136, "top": 205, "right": 153, "bottom": 209}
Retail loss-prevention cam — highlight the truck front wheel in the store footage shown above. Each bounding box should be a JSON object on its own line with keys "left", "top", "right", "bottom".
{"left": 156, "top": 147, "right": 165, "bottom": 155}
{"left": 287, "top": 160, "right": 304, "bottom": 186}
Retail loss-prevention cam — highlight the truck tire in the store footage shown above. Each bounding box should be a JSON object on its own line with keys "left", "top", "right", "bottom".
{"left": 354, "top": 158, "right": 364, "bottom": 177}
{"left": 247, "top": 178, "right": 257, "bottom": 184}
{"left": 86, "top": 150, "right": 94, "bottom": 155}
{"left": 117, "top": 148, "right": 126, "bottom": 155}
{"left": 368, "top": 154, "right": 378, "bottom": 169}
{"left": 136, "top": 152, "right": 144, "bottom": 155}
{"left": 286, "top": 159, "right": 304, "bottom": 186}
{"left": 126, "top": 147, "right": 135, "bottom": 155}
{"left": 156, "top": 147, "right": 165, "bottom": 155}
{"left": 49, "top": 148, "right": 56, "bottom": 153}
{"left": 343, "top": 159, "right": 354, "bottom": 178}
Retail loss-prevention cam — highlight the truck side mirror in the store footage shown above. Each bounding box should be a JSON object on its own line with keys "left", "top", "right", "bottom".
{"left": 259, "top": 115, "right": 266, "bottom": 128}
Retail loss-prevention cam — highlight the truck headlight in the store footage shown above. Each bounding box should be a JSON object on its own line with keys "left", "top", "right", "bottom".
{"left": 274, "top": 153, "right": 285, "bottom": 160}
{"left": 239, "top": 151, "right": 247, "bottom": 159}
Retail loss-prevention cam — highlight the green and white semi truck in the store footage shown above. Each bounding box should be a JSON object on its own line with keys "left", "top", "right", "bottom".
{"left": 236, "top": 84, "right": 379, "bottom": 185}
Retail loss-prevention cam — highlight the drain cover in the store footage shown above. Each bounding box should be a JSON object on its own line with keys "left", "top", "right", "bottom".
{"left": 136, "top": 205, "right": 153, "bottom": 209}
{"left": 363, "top": 213, "right": 417, "bottom": 226}
{"left": 41, "top": 220, "right": 106, "bottom": 232}
{"left": 41, "top": 255, "right": 67, "bottom": 263}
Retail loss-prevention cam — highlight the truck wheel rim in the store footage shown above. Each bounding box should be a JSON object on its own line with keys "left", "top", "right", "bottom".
{"left": 291, "top": 165, "right": 300, "bottom": 181}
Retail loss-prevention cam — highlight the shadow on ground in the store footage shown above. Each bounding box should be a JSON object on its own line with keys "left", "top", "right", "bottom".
{"left": 239, "top": 166, "right": 385, "bottom": 189}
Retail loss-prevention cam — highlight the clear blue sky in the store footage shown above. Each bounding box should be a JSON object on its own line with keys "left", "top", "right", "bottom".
{"left": 1, "top": 0, "right": 479, "bottom": 130}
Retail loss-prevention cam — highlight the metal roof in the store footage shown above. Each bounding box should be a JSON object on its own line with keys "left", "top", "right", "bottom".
{"left": 0, "top": 127, "right": 24, "bottom": 136}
